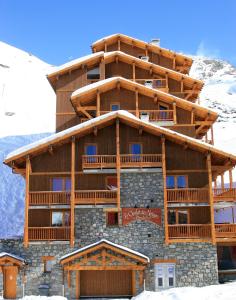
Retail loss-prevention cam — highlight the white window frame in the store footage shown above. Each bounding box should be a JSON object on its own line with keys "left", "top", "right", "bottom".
{"left": 154, "top": 263, "right": 175, "bottom": 291}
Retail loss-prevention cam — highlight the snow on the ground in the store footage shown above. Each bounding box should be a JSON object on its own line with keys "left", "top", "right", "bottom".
{"left": 0, "top": 41, "right": 56, "bottom": 138}
{"left": 133, "top": 282, "right": 236, "bottom": 300}
{"left": 18, "top": 297, "right": 66, "bottom": 300}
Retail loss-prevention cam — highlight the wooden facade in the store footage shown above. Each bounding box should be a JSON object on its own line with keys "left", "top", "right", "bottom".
{"left": 4, "top": 34, "right": 236, "bottom": 249}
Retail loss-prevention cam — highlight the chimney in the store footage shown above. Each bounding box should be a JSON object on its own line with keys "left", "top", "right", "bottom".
{"left": 150, "top": 38, "right": 160, "bottom": 47}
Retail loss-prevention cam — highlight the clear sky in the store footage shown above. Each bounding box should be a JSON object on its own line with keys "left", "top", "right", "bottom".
{"left": 1, "top": 0, "right": 236, "bottom": 66}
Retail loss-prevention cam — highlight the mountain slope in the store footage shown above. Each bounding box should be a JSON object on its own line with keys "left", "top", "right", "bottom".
{"left": 0, "top": 42, "right": 236, "bottom": 238}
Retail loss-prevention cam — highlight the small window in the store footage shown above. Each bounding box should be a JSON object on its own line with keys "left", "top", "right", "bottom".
{"left": 130, "top": 143, "right": 142, "bottom": 155}
{"left": 166, "top": 175, "right": 188, "bottom": 189}
{"left": 106, "top": 212, "right": 119, "bottom": 226}
{"left": 177, "top": 176, "right": 187, "bottom": 188}
{"left": 42, "top": 256, "right": 54, "bottom": 273}
{"left": 111, "top": 103, "right": 120, "bottom": 111}
{"left": 52, "top": 177, "right": 71, "bottom": 191}
{"left": 166, "top": 176, "right": 175, "bottom": 189}
{"left": 87, "top": 67, "right": 100, "bottom": 80}
{"left": 168, "top": 210, "right": 176, "bottom": 225}
{"left": 178, "top": 210, "right": 188, "bottom": 224}
{"left": 168, "top": 209, "right": 189, "bottom": 225}
{"left": 52, "top": 212, "right": 63, "bottom": 227}
{"left": 85, "top": 144, "right": 97, "bottom": 155}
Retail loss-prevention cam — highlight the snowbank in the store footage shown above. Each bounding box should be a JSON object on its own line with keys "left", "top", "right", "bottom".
{"left": 18, "top": 297, "right": 66, "bottom": 300}
{"left": 133, "top": 282, "right": 236, "bottom": 300}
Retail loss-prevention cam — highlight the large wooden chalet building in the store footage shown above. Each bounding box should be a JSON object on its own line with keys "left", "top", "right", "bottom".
{"left": 1, "top": 33, "right": 236, "bottom": 299}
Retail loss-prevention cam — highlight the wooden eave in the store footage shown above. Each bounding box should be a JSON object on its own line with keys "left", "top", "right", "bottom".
{"left": 0, "top": 254, "right": 25, "bottom": 267}
{"left": 71, "top": 77, "right": 217, "bottom": 123}
{"left": 60, "top": 240, "right": 149, "bottom": 265}
{"left": 4, "top": 111, "right": 236, "bottom": 171}
{"left": 91, "top": 33, "right": 192, "bottom": 71}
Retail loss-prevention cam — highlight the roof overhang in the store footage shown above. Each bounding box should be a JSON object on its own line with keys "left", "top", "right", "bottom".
{"left": 91, "top": 33, "right": 192, "bottom": 72}
{"left": 4, "top": 111, "right": 236, "bottom": 170}
{"left": 0, "top": 252, "right": 25, "bottom": 267}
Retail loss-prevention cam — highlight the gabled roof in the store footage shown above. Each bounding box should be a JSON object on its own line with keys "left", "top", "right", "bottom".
{"left": 4, "top": 111, "right": 236, "bottom": 168}
{"left": 47, "top": 50, "right": 203, "bottom": 94}
{"left": 91, "top": 33, "right": 192, "bottom": 72}
{"left": 0, "top": 252, "right": 25, "bottom": 266}
{"left": 71, "top": 77, "right": 217, "bottom": 123}
{"left": 60, "top": 239, "right": 150, "bottom": 264}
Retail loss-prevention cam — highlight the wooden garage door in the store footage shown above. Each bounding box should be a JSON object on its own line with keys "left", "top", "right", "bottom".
{"left": 80, "top": 270, "right": 132, "bottom": 297}
{"left": 3, "top": 266, "right": 18, "bottom": 299}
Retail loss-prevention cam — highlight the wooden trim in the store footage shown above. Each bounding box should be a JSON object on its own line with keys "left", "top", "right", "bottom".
{"left": 96, "top": 91, "right": 100, "bottom": 117}
{"left": 221, "top": 174, "right": 224, "bottom": 189}
{"left": 24, "top": 157, "right": 30, "bottom": 248}
{"left": 167, "top": 169, "right": 207, "bottom": 173}
{"left": 132, "top": 62, "right": 136, "bottom": 80}
{"left": 64, "top": 265, "right": 145, "bottom": 271}
{"left": 132, "top": 270, "right": 136, "bottom": 296}
{"left": 191, "top": 109, "right": 195, "bottom": 124}
{"left": 76, "top": 270, "right": 80, "bottom": 299}
{"left": 41, "top": 256, "right": 54, "bottom": 261}
{"left": 151, "top": 258, "right": 177, "bottom": 264}
{"left": 173, "top": 102, "right": 177, "bottom": 124}
{"left": 135, "top": 89, "right": 139, "bottom": 118}
{"left": 207, "top": 153, "right": 216, "bottom": 245}
{"left": 161, "top": 137, "right": 169, "bottom": 244}
{"left": 70, "top": 137, "right": 75, "bottom": 246}
{"left": 116, "top": 119, "right": 121, "bottom": 210}
{"left": 229, "top": 169, "right": 233, "bottom": 189}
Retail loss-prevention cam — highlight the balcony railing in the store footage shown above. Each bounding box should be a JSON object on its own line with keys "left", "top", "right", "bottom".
{"left": 168, "top": 224, "right": 211, "bottom": 239}
{"left": 139, "top": 110, "right": 174, "bottom": 122}
{"left": 134, "top": 79, "right": 168, "bottom": 92}
{"left": 75, "top": 190, "right": 117, "bottom": 205}
{"left": 29, "top": 191, "right": 71, "bottom": 206}
{"left": 213, "top": 188, "right": 236, "bottom": 202}
{"left": 28, "top": 227, "right": 70, "bottom": 241}
{"left": 215, "top": 224, "right": 236, "bottom": 238}
{"left": 82, "top": 154, "right": 162, "bottom": 169}
{"left": 167, "top": 188, "right": 209, "bottom": 203}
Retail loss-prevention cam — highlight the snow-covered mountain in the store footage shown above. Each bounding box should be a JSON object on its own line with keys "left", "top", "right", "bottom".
{"left": 0, "top": 41, "right": 236, "bottom": 238}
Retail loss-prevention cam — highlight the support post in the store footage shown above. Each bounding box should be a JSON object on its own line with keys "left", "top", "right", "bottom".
{"left": 104, "top": 42, "right": 107, "bottom": 52}
{"left": 99, "top": 58, "right": 105, "bottom": 80}
{"left": 76, "top": 270, "right": 80, "bottom": 299}
{"left": 132, "top": 270, "right": 136, "bottom": 296}
{"left": 181, "top": 78, "right": 184, "bottom": 93}
{"left": 161, "top": 136, "right": 169, "bottom": 244}
{"left": 165, "top": 73, "right": 169, "bottom": 89}
{"left": 96, "top": 91, "right": 100, "bottom": 117}
{"left": 211, "top": 125, "right": 214, "bottom": 145}
{"left": 70, "top": 136, "right": 75, "bottom": 247}
{"left": 132, "top": 62, "right": 136, "bottom": 81}
{"left": 191, "top": 109, "right": 195, "bottom": 124}
{"left": 229, "top": 169, "right": 233, "bottom": 189}
{"left": 116, "top": 119, "right": 121, "bottom": 210}
{"left": 207, "top": 153, "right": 216, "bottom": 244}
{"left": 173, "top": 102, "right": 177, "bottom": 124}
{"left": 135, "top": 89, "right": 139, "bottom": 118}
{"left": 221, "top": 174, "right": 224, "bottom": 189}
{"left": 24, "top": 156, "right": 30, "bottom": 247}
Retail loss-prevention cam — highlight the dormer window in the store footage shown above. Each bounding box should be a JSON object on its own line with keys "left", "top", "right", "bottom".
{"left": 87, "top": 67, "right": 100, "bottom": 80}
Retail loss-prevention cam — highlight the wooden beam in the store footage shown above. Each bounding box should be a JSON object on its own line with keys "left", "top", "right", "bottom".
{"left": 116, "top": 119, "right": 121, "bottom": 210}
{"left": 135, "top": 89, "right": 139, "bottom": 118}
{"left": 67, "top": 270, "right": 71, "bottom": 288}
{"left": 96, "top": 90, "right": 100, "bottom": 117}
{"left": 24, "top": 156, "right": 30, "bottom": 247}
{"left": 104, "top": 42, "right": 107, "bottom": 52}
{"left": 173, "top": 102, "right": 177, "bottom": 124}
{"left": 77, "top": 106, "right": 93, "bottom": 119}
{"left": 64, "top": 265, "right": 145, "bottom": 271}
{"left": 132, "top": 62, "right": 136, "bottom": 80}
{"left": 229, "top": 169, "right": 233, "bottom": 189}
{"left": 181, "top": 77, "right": 184, "bottom": 92}
{"left": 132, "top": 270, "right": 136, "bottom": 296}
{"left": 70, "top": 137, "right": 75, "bottom": 247}
{"left": 118, "top": 38, "right": 121, "bottom": 51}
{"left": 221, "top": 174, "right": 224, "bottom": 189}
{"left": 207, "top": 153, "right": 216, "bottom": 245}
{"left": 211, "top": 125, "right": 214, "bottom": 145}
{"left": 191, "top": 109, "right": 195, "bottom": 124}
{"left": 161, "top": 136, "right": 169, "bottom": 244}
{"left": 76, "top": 270, "right": 80, "bottom": 299}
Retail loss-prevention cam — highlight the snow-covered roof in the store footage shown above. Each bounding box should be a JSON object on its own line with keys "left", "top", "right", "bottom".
{"left": 0, "top": 252, "right": 25, "bottom": 263}
{"left": 47, "top": 52, "right": 104, "bottom": 78}
{"left": 60, "top": 238, "right": 150, "bottom": 262}
{"left": 4, "top": 110, "right": 236, "bottom": 164}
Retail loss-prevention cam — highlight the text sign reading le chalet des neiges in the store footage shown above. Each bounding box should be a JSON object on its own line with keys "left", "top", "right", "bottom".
{"left": 122, "top": 208, "right": 162, "bottom": 226}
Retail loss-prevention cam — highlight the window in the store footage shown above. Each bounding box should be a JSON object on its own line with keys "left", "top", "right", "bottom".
{"left": 166, "top": 175, "right": 188, "bottom": 189}
{"left": 42, "top": 256, "right": 54, "bottom": 273}
{"left": 51, "top": 211, "right": 70, "bottom": 227}
{"left": 52, "top": 177, "right": 71, "bottom": 191}
{"left": 130, "top": 143, "right": 142, "bottom": 154}
{"left": 85, "top": 144, "right": 97, "bottom": 155}
{"left": 158, "top": 103, "right": 169, "bottom": 120}
{"left": 155, "top": 263, "right": 175, "bottom": 291}
{"left": 87, "top": 67, "right": 100, "bottom": 80}
{"left": 111, "top": 103, "right": 120, "bottom": 111}
{"left": 106, "top": 212, "right": 119, "bottom": 226}
{"left": 106, "top": 176, "right": 117, "bottom": 190}
{"left": 168, "top": 209, "right": 189, "bottom": 225}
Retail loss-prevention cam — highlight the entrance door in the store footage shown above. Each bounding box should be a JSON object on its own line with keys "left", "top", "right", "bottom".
{"left": 80, "top": 270, "right": 132, "bottom": 297}
{"left": 3, "top": 266, "right": 18, "bottom": 299}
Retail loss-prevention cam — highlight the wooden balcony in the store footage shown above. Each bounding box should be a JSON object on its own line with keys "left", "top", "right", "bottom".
{"left": 82, "top": 154, "right": 162, "bottom": 169}
{"left": 28, "top": 227, "right": 70, "bottom": 241}
{"left": 168, "top": 224, "right": 211, "bottom": 240}
{"left": 75, "top": 190, "right": 117, "bottom": 205}
{"left": 213, "top": 188, "right": 236, "bottom": 202}
{"left": 139, "top": 110, "right": 174, "bottom": 122}
{"left": 29, "top": 191, "right": 71, "bottom": 206}
{"left": 167, "top": 188, "right": 209, "bottom": 204}
{"left": 215, "top": 224, "right": 236, "bottom": 238}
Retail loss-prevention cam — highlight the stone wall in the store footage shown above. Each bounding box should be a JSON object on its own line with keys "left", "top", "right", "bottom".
{"left": 0, "top": 170, "right": 219, "bottom": 297}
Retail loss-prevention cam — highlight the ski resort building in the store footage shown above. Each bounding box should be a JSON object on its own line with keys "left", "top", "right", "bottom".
{"left": 1, "top": 33, "right": 236, "bottom": 299}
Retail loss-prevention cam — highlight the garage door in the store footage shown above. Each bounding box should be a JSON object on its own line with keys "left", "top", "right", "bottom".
{"left": 80, "top": 270, "right": 132, "bottom": 297}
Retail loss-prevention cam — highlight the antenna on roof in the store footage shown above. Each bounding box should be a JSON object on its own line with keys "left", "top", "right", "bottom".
{"left": 150, "top": 38, "right": 160, "bottom": 46}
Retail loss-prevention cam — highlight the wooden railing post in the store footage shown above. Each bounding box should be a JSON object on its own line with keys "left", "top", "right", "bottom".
{"left": 96, "top": 90, "right": 100, "bottom": 117}
{"left": 116, "top": 119, "right": 121, "bottom": 210}
{"left": 70, "top": 136, "right": 75, "bottom": 246}
{"left": 24, "top": 156, "right": 31, "bottom": 247}
{"left": 99, "top": 58, "right": 105, "bottom": 80}
{"left": 161, "top": 136, "right": 169, "bottom": 244}
{"left": 135, "top": 88, "right": 139, "bottom": 118}
{"left": 173, "top": 102, "right": 177, "bottom": 124}
{"left": 207, "top": 153, "right": 216, "bottom": 244}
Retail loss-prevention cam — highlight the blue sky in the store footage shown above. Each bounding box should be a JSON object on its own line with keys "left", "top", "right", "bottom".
{"left": 1, "top": 0, "right": 236, "bottom": 66}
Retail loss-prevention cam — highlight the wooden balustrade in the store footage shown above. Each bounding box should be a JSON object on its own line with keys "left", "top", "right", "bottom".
{"left": 28, "top": 227, "right": 70, "bottom": 241}
{"left": 215, "top": 224, "right": 236, "bottom": 238}
{"left": 213, "top": 188, "right": 236, "bottom": 202}
{"left": 75, "top": 190, "right": 117, "bottom": 205}
{"left": 168, "top": 224, "right": 212, "bottom": 239}
{"left": 29, "top": 191, "right": 71, "bottom": 206}
{"left": 82, "top": 154, "right": 162, "bottom": 169}
{"left": 167, "top": 188, "right": 209, "bottom": 203}
{"left": 134, "top": 79, "right": 168, "bottom": 91}
{"left": 139, "top": 110, "right": 174, "bottom": 122}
